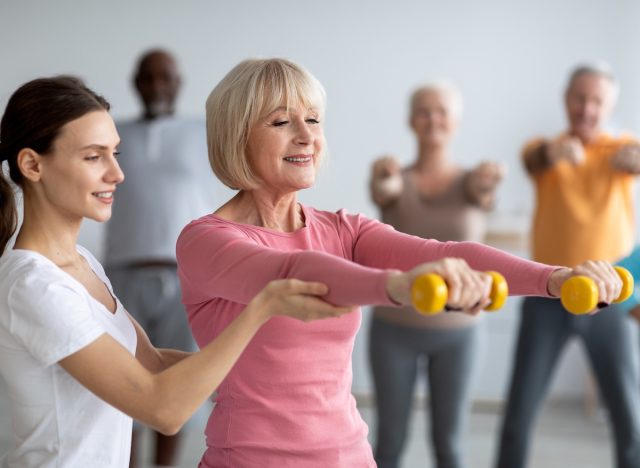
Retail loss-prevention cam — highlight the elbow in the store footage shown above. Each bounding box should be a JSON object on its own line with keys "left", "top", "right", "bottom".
{"left": 156, "top": 423, "right": 182, "bottom": 437}
{"left": 148, "top": 407, "right": 187, "bottom": 436}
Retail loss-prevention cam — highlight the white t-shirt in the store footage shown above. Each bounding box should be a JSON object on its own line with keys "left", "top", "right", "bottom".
{"left": 0, "top": 246, "right": 137, "bottom": 468}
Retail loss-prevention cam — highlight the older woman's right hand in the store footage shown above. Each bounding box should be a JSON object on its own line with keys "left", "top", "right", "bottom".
{"left": 386, "top": 258, "right": 492, "bottom": 315}
{"left": 251, "top": 279, "right": 353, "bottom": 323}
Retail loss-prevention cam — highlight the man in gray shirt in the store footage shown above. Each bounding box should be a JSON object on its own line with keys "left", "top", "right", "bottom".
{"left": 105, "top": 48, "right": 219, "bottom": 468}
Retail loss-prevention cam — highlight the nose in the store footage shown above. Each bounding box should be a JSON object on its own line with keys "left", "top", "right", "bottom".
{"left": 584, "top": 101, "right": 600, "bottom": 118}
{"left": 106, "top": 156, "right": 125, "bottom": 185}
{"left": 293, "top": 120, "right": 313, "bottom": 145}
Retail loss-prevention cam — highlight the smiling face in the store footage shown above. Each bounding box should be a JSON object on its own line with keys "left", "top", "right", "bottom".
{"left": 246, "top": 104, "right": 324, "bottom": 194}
{"left": 565, "top": 72, "right": 615, "bottom": 142}
{"left": 36, "top": 110, "right": 124, "bottom": 223}
{"left": 410, "top": 88, "right": 459, "bottom": 148}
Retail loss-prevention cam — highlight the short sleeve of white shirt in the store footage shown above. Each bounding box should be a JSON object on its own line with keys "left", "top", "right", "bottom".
{"left": 5, "top": 260, "right": 106, "bottom": 367}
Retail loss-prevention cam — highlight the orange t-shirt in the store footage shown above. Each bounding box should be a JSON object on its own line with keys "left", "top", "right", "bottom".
{"left": 527, "top": 133, "right": 635, "bottom": 267}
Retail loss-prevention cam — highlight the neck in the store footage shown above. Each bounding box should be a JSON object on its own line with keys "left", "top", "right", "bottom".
{"left": 569, "top": 128, "right": 603, "bottom": 145}
{"left": 13, "top": 196, "right": 82, "bottom": 267}
{"left": 221, "top": 190, "right": 303, "bottom": 232}
{"left": 142, "top": 110, "right": 174, "bottom": 122}
{"left": 415, "top": 143, "right": 453, "bottom": 173}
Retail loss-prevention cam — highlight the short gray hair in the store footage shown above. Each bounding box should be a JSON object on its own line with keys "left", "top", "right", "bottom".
{"left": 409, "top": 81, "right": 463, "bottom": 120}
{"left": 566, "top": 61, "right": 619, "bottom": 101}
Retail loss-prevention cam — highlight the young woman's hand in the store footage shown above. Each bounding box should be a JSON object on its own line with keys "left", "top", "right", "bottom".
{"left": 385, "top": 257, "right": 492, "bottom": 315}
{"left": 250, "top": 279, "right": 354, "bottom": 323}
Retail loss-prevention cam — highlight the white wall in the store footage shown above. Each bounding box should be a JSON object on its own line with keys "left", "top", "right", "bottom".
{"left": 2, "top": 0, "right": 640, "bottom": 401}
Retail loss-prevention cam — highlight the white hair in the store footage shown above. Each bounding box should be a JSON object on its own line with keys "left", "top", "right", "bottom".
{"left": 409, "top": 81, "right": 463, "bottom": 119}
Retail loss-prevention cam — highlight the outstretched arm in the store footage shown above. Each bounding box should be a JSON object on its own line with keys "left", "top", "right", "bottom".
{"left": 522, "top": 136, "right": 584, "bottom": 176}
{"left": 59, "top": 279, "right": 351, "bottom": 435}
{"left": 177, "top": 221, "right": 398, "bottom": 308}
{"left": 347, "top": 213, "right": 622, "bottom": 308}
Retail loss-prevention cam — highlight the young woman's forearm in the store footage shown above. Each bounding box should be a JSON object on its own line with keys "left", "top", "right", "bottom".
{"left": 148, "top": 303, "right": 268, "bottom": 433}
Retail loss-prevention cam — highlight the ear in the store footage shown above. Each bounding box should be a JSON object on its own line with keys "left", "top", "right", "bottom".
{"left": 16, "top": 148, "right": 44, "bottom": 182}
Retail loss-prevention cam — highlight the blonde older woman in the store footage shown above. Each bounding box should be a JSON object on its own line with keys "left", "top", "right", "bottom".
{"left": 368, "top": 82, "right": 504, "bottom": 468}
{"left": 176, "top": 59, "right": 622, "bottom": 468}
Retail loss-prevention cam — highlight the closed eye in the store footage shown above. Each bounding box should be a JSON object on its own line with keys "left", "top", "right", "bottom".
{"left": 272, "top": 120, "right": 289, "bottom": 127}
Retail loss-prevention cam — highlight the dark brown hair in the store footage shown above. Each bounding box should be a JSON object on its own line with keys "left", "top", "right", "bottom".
{"left": 0, "top": 76, "right": 110, "bottom": 253}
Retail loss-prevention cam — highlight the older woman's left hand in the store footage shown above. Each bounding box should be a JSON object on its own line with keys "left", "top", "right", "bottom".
{"left": 547, "top": 260, "right": 622, "bottom": 313}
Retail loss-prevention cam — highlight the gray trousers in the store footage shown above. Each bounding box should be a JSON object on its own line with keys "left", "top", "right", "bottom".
{"left": 496, "top": 297, "right": 640, "bottom": 468}
{"left": 369, "top": 317, "right": 481, "bottom": 468}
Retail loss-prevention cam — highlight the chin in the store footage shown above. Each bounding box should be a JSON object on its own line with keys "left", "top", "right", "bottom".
{"left": 299, "top": 178, "right": 316, "bottom": 189}
{"left": 88, "top": 211, "right": 112, "bottom": 223}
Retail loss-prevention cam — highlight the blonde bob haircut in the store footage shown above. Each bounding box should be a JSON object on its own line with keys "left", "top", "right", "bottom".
{"left": 206, "top": 58, "right": 327, "bottom": 190}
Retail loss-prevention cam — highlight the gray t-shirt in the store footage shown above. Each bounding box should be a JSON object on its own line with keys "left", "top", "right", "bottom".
{"left": 105, "top": 116, "right": 220, "bottom": 266}
{"left": 375, "top": 168, "right": 489, "bottom": 328}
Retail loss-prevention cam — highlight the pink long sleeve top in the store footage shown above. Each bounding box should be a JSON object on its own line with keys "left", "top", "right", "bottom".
{"left": 176, "top": 205, "right": 556, "bottom": 468}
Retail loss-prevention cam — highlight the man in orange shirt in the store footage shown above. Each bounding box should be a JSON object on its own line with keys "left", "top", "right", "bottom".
{"left": 496, "top": 63, "right": 640, "bottom": 468}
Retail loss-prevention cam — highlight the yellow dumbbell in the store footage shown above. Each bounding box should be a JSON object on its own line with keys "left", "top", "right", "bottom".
{"left": 411, "top": 271, "right": 508, "bottom": 316}
{"left": 560, "top": 266, "right": 634, "bottom": 315}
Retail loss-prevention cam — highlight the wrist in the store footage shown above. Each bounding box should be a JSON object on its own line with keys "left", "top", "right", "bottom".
{"left": 244, "top": 293, "right": 274, "bottom": 327}
{"left": 385, "top": 270, "right": 410, "bottom": 305}
{"left": 547, "top": 267, "right": 572, "bottom": 297}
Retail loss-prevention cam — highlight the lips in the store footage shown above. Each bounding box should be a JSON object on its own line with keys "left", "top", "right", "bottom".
{"left": 283, "top": 155, "right": 313, "bottom": 163}
{"left": 93, "top": 191, "right": 114, "bottom": 200}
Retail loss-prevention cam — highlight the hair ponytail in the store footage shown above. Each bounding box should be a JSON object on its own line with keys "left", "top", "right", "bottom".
{"left": 0, "top": 169, "right": 17, "bottom": 254}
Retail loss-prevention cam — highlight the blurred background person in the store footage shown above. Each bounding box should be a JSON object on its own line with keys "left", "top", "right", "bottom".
{"left": 495, "top": 62, "right": 640, "bottom": 468}
{"left": 368, "top": 82, "right": 504, "bottom": 468}
{"left": 103, "top": 49, "right": 220, "bottom": 468}
{"left": 617, "top": 245, "right": 640, "bottom": 322}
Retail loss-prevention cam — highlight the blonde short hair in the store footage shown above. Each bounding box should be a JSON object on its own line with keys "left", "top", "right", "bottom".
{"left": 409, "top": 81, "right": 464, "bottom": 120}
{"left": 206, "top": 58, "right": 327, "bottom": 190}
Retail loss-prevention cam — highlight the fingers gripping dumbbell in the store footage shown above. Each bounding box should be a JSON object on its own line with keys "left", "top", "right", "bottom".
{"left": 560, "top": 266, "right": 634, "bottom": 315}
{"left": 411, "top": 271, "right": 508, "bottom": 316}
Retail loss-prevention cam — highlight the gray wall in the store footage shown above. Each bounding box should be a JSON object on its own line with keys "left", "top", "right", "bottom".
{"left": 2, "top": 0, "right": 640, "bottom": 401}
